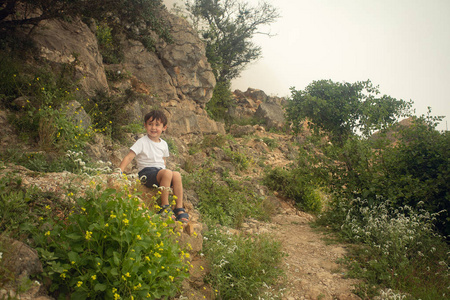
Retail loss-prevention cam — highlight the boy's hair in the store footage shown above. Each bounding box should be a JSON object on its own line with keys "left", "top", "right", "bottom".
{"left": 144, "top": 110, "right": 168, "bottom": 126}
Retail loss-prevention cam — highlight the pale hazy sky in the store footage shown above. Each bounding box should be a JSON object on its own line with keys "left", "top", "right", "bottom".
{"left": 165, "top": 0, "right": 449, "bottom": 131}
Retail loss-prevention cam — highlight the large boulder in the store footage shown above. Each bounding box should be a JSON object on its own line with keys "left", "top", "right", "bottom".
{"left": 32, "top": 17, "right": 109, "bottom": 97}
{"left": 255, "top": 102, "right": 286, "bottom": 130}
{"left": 157, "top": 11, "right": 216, "bottom": 106}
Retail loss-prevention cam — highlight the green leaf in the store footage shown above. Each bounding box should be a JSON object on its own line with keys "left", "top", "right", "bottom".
{"left": 68, "top": 251, "right": 78, "bottom": 263}
{"left": 94, "top": 283, "right": 107, "bottom": 291}
{"left": 71, "top": 291, "right": 88, "bottom": 300}
{"left": 109, "top": 267, "right": 118, "bottom": 276}
{"left": 65, "top": 233, "right": 82, "bottom": 240}
{"left": 113, "top": 251, "right": 120, "bottom": 266}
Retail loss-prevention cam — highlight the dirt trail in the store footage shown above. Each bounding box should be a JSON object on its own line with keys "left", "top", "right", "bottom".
{"left": 264, "top": 201, "right": 361, "bottom": 300}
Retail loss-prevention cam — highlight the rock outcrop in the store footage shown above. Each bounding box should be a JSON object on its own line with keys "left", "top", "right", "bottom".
{"left": 29, "top": 9, "right": 223, "bottom": 140}
{"left": 232, "top": 88, "right": 287, "bottom": 131}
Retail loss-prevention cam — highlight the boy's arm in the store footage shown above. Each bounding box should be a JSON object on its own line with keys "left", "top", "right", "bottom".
{"left": 119, "top": 150, "right": 136, "bottom": 173}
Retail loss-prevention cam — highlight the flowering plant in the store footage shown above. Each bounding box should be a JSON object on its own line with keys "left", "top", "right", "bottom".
{"left": 34, "top": 181, "right": 189, "bottom": 299}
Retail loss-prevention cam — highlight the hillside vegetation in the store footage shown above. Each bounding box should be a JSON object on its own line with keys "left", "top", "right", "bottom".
{"left": 1, "top": 2, "right": 449, "bottom": 300}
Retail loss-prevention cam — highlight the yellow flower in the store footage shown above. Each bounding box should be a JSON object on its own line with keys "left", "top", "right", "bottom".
{"left": 122, "top": 218, "right": 129, "bottom": 225}
{"left": 173, "top": 195, "right": 178, "bottom": 200}
{"left": 91, "top": 275, "right": 97, "bottom": 280}
{"left": 81, "top": 207, "right": 86, "bottom": 212}
{"left": 169, "top": 275, "right": 174, "bottom": 282}
{"left": 45, "top": 205, "right": 51, "bottom": 210}
{"left": 125, "top": 272, "right": 131, "bottom": 277}
{"left": 77, "top": 281, "right": 83, "bottom": 287}
{"left": 112, "top": 288, "right": 117, "bottom": 293}
{"left": 114, "top": 293, "right": 121, "bottom": 300}
{"left": 60, "top": 273, "right": 66, "bottom": 279}
{"left": 71, "top": 261, "right": 75, "bottom": 264}
{"left": 156, "top": 232, "right": 161, "bottom": 238}
{"left": 110, "top": 214, "right": 116, "bottom": 219}
{"left": 145, "top": 256, "right": 150, "bottom": 261}
{"left": 45, "top": 231, "right": 50, "bottom": 236}
{"left": 85, "top": 231, "right": 93, "bottom": 240}
{"left": 137, "top": 235, "right": 142, "bottom": 240}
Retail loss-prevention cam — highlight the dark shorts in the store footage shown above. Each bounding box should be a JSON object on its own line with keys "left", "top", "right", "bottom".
{"left": 138, "top": 167, "right": 162, "bottom": 188}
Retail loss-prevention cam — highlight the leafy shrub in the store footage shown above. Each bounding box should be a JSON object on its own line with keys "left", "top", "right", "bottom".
{"left": 0, "top": 58, "right": 77, "bottom": 109}
{"left": 96, "top": 22, "right": 124, "bottom": 64}
{"left": 188, "top": 134, "right": 227, "bottom": 155}
{"left": 186, "top": 165, "right": 272, "bottom": 228}
{"left": 206, "top": 81, "right": 235, "bottom": 123}
{"left": 261, "top": 137, "right": 278, "bottom": 150}
{"left": 0, "top": 149, "right": 111, "bottom": 175}
{"left": 373, "top": 117, "right": 450, "bottom": 237}
{"left": 330, "top": 198, "right": 449, "bottom": 299}
{"left": 0, "top": 176, "right": 36, "bottom": 236}
{"left": 34, "top": 182, "right": 189, "bottom": 299}
{"left": 203, "top": 229, "right": 285, "bottom": 300}
{"left": 0, "top": 174, "right": 71, "bottom": 239}
{"left": 83, "top": 91, "right": 133, "bottom": 141}
{"left": 263, "top": 166, "right": 322, "bottom": 213}
{"left": 165, "top": 137, "right": 178, "bottom": 156}
{"left": 222, "top": 147, "right": 252, "bottom": 171}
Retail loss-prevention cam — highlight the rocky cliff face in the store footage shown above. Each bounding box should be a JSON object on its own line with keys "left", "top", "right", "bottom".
{"left": 6, "top": 6, "right": 287, "bottom": 168}
{"left": 30, "top": 9, "right": 224, "bottom": 139}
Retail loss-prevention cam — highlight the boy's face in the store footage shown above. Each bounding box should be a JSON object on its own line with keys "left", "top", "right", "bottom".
{"left": 145, "top": 117, "right": 167, "bottom": 141}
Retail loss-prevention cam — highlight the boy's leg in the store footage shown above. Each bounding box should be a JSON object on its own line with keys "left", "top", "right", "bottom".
{"left": 171, "top": 171, "right": 183, "bottom": 209}
{"left": 156, "top": 169, "right": 173, "bottom": 206}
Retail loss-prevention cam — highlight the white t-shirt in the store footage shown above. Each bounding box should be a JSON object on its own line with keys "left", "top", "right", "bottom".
{"left": 130, "top": 135, "right": 169, "bottom": 172}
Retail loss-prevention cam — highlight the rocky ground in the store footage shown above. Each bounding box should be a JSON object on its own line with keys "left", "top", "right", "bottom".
{"left": 0, "top": 122, "right": 361, "bottom": 299}
{"left": 0, "top": 165, "right": 361, "bottom": 300}
{"left": 253, "top": 202, "right": 361, "bottom": 300}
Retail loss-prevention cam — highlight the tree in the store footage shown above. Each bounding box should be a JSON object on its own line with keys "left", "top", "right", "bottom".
{"left": 286, "top": 79, "right": 412, "bottom": 145}
{"left": 185, "top": 0, "right": 280, "bottom": 83}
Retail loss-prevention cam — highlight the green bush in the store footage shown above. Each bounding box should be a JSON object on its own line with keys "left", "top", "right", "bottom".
{"left": 0, "top": 176, "right": 37, "bottom": 236}
{"left": 206, "top": 81, "right": 235, "bottom": 123}
{"left": 263, "top": 166, "right": 322, "bottom": 213}
{"left": 261, "top": 137, "right": 278, "bottom": 150}
{"left": 186, "top": 165, "right": 272, "bottom": 228}
{"left": 222, "top": 147, "right": 251, "bottom": 171}
{"left": 83, "top": 91, "right": 133, "bottom": 141}
{"left": 373, "top": 117, "right": 450, "bottom": 237}
{"left": 96, "top": 22, "right": 124, "bottom": 64}
{"left": 330, "top": 198, "right": 449, "bottom": 299}
{"left": 203, "top": 229, "right": 285, "bottom": 299}
{"left": 0, "top": 149, "right": 112, "bottom": 175}
{"left": 34, "top": 182, "right": 189, "bottom": 299}
{"left": 0, "top": 174, "right": 73, "bottom": 240}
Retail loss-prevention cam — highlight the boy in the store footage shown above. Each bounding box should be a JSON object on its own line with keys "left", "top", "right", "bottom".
{"left": 118, "top": 110, "right": 189, "bottom": 223}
